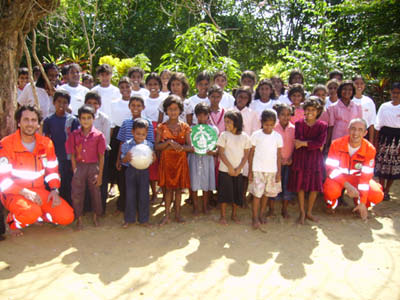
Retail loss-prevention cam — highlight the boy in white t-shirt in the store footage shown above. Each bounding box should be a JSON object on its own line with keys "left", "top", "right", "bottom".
{"left": 248, "top": 109, "right": 283, "bottom": 229}
{"left": 213, "top": 71, "right": 235, "bottom": 110}
{"left": 186, "top": 71, "right": 211, "bottom": 125}
{"left": 61, "top": 63, "right": 89, "bottom": 115}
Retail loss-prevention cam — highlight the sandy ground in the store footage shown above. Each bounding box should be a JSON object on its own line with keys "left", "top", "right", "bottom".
{"left": 1, "top": 183, "right": 400, "bottom": 300}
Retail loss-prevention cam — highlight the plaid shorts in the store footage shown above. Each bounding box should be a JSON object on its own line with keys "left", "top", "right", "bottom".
{"left": 248, "top": 171, "right": 282, "bottom": 198}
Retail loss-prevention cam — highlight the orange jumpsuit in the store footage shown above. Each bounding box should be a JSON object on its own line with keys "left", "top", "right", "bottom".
{"left": 0, "top": 130, "right": 74, "bottom": 230}
{"left": 323, "top": 135, "right": 383, "bottom": 209}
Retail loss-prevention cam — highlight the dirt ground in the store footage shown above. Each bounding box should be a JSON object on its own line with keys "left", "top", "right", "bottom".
{"left": 1, "top": 182, "right": 400, "bottom": 300}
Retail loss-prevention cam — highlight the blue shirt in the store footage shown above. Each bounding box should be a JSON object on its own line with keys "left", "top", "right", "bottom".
{"left": 43, "top": 113, "right": 80, "bottom": 160}
{"left": 120, "top": 139, "right": 153, "bottom": 167}
{"left": 117, "top": 117, "right": 154, "bottom": 147}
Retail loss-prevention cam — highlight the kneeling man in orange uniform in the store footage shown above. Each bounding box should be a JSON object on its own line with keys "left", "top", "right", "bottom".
{"left": 324, "top": 118, "right": 383, "bottom": 220}
{"left": 0, "top": 105, "right": 74, "bottom": 236}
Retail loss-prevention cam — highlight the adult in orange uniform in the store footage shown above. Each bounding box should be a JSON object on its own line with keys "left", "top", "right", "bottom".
{"left": 324, "top": 118, "right": 383, "bottom": 220}
{"left": 0, "top": 105, "right": 74, "bottom": 236}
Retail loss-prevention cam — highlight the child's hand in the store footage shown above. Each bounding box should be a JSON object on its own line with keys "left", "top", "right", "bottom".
{"left": 228, "top": 166, "right": 236, "bottom": 176}
{"left": 233, "top": 168, "right": 242, "bottom": 177}
{"left": 94, "top": 175, "right": 102, "bottom": 187}
{"left": 275, "top": 173, "right": 281, "bottom": 183}
{"left": 294, "top": 139, "right": 306, "bottom": 149}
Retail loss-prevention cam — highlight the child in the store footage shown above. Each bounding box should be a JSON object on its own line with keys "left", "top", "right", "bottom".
{"left": 288, "top": 97, "right": 328, "bottom": 224}
{"left": 240, "top": 70, "right": 257, "bottom": 97}
{"left": 271, "top": 75, "right": 290, "bottom": 104}
{"left": 325, "top": 79, "right": 340, "bottom": 108}
{"left": 352, "top": 75, "right": 377, "bottom": 143}
{"left": 328, "top": 69, "right": 343, "bottom": 82}
{"left": 288, "top": 84, "right": 305, "bottom": 124}
{"left": 250, "top": 79, "right": 278, "bottom": 116}
{"left": 186, "top": 71, "right": 211, "bottom": 125}
{"left": 66, "top": 105, "right": 107, "bottom": 230}
{"left": 156, "top": 95, "right": 192, "bottom": 224}
{"left": 271, "top": 103, "right": 295, "bottom": 218}
{"left": 82, "top": 74, "right": 94, "bottom": 90}
{"left": 217, "top": 111, "right": 251, "bottom": 224}
{"left": 189, "top": 103, "right": 217, "bottom": 214}
{"left": 208, "top": 85, "right": 225, "bottom": 134}
{"left": 128, "top": 67, "right": 150, "bottom": 98}
{"left": 91, "top": 64, "right": 120, "bottom": 120}
{"left": 158, "top": 72, "right": 189, "bottom": 123}
{"left": 111, "top": 76, "right": 133, "bottom": 129}
{"left": 121, "top": 119, "right": 155, "bottom": 227}
{"left": 248, "top": 109, "right": 282, "bottom": 229}
{"left": 160, "top": 69, "right": 172, "bottom": 98}
{"left": 116, "top": 96, "right": 154, "bottom": 213}
{"left": 43, "top": 90, "right": 80, "bottom": 205}
{"left": 85, "top": 92, "right": 112, "bottom": 212}
{"left": 213, "top": 71, "right": 235, "bottom": 109}
{"left": 312, "top": 84, "right": 329, "bottom": 124}
{"left": 17, "top": 67, "right": 29, "bottom": 98}
{"left": 288, "top": 69, "right": 305, "bottom": 85}
{"left": 60, "top": 63, "right": 89, "bottom": 115}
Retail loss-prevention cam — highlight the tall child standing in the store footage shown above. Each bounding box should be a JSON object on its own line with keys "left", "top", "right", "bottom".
{"left": 248, "top": 109, "right": 282, "bottom": 229}
{"left": 156, "top": 95, "right": 192, "bottom": 225}
{"left": 250, "top": 79, "right": 278, "bottom": 117}
{"left": 186, "top": 71, "right": 210, "bottom": 125}
{"left": 213, "top": 71, "right": 235, "bottom": 109}
{"left": 288, "top": 97, "right": 327, "bottom": 224}
{"left": 128, "top": 67, "right": 150, "bottom": 98}
{"left": 217, "top": 111, "right": 251, "bottom": 225}
{"left": 66, "top": 105, "right": 106, "bottom": 230}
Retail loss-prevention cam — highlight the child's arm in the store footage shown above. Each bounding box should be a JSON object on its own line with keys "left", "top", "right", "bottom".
{"left": 182, "top": 130, "right": 193, "bottom": 152}
{"left": 276, "top": 148, "right": 282, "bottom": 182}
{"left": 218, "top": 146, "right": 235, "bottom": 176}
{"left": 116, "top": 142, "right": 123, "bottom": 171}
{"left": 96, "top": 153, "right": 104, "bottom": 187}
{"left": 186, "top": 114, "right": 193, "bottom": 126}
{"left": 157, "top": 111, "right": 164, "bottom": 124}
{"left": 206, "top": 148, "right": 218, "bottom": 156}
{"left": 234, "top": 148, "right": 250, "bottom": 177}
{"left": 71, "top": 153, "right": 77, "bottom": 173}
{"left": 154, "top": 127, "right": 171, "bottom": 151}
{"left": 247, "top": 146, "right": 255, "bottom": 182}
{"left": 303, "top": 124, "right": 328, "bottom": 150}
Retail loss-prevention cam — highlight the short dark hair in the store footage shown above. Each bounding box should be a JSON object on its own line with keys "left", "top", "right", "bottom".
{"left": 326, "top": 78, "right": 340, "bottom": 88}
{"left": 78, "top": 105, "right": 95, "bottom": 118}
{"left": 18, "top": 67, "right": 29, "bottom": 76}
{"left": 261, "top": 109, "right": 277, "bottom": 123}
{"left": 167, "top": 72, "right": 190, "bottom": 99}
{"left": 255, "top": 79, "right": 277, "bottom": 100}
{"left": 53, "top": 90, "right": 71, "bottom": 104}
{"left": 68, "top": 63, "right": 81, "bottom": 73}
{"left": 312, "top": 84, "right": 328, "bottom": 96}
{"left": 118, "top": 76, "right": 131, "bottom": 87}
{"left": 329, "top": 69, "right": 343, "bottom": 80}
{"left": 234, "top": 86, "right": 253, "bottom": 107}
{"left": 61, "top": 65, "right": 70, "bottom": 76}
{"left": 82, "top": 74, "right": 93, "bottom": 82}
{"left": 196, "top": 71, "right": 211, "bottom": 84}
{"left": 85, "top": 91, "right": 102, "bottom": 106}
{"left": 36, "top": 63, "right": 58, "bottom": 89}
{"left": 240, "top": 70, "right": 256, "bottom": 83}
{"left": 208, "top": 84, "right": 223, "bottom": 97}
{"left": 15, "top": 105, "right": 42, "bottom": 124}
{"left": 163, "top": 94, "right": 184, "bottom": 113}
{"left": 132, "top": 118, "right": 149, "bottom": 130}
{"left": 288, "top": 83, "right": 305, "bottom": 100}
{"left": 391, "top": 82, "right": 400, "bottom": 90}
{"left": 194, "top": 102, "right": 211, "bottom": 116}
{"left": 127, "top": 67, "right": 145, "bottom": 79}
{"left": 273, "top": 103, "right": 294, "bottom": 116}
{"left": 213, "top": 71, "right": 227, "bottom": 81}
{"left": 129, "top": 96, "right": 145, "bottom": 107}
{"left": 224, "top": 110, "right": 243, "bottom": 134}
{"left": 96, "top": 64, "right": 112, "bottom": 75}
{"left": 337, "top": 80, "right": 356, "bottom": 100}
{"left": 288, "top": 69, "right": 304, "bottom": 85}
{"left": 302, "top": 96, "right": 324, "bottom": 118}
{"left": 145, "top": 72, "right": 162, "bottom": 87}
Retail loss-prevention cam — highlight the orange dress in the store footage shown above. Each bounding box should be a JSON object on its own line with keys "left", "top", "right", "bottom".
{"left": 158, "top": 122, "right": 191, "bottom": 189}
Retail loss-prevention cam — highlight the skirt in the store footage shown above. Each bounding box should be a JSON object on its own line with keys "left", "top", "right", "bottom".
{"left": 375, "top": 126, "right": 400, "bottom": 179}
{"left": 218, "top": 171, "right": 243, "bottom": 206}
{"left": 188, "top": 153, "right": 215, "bottom": 191}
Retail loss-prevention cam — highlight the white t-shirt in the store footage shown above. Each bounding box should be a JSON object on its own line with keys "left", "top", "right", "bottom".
{"left": 277, "top": 93, "right": 291, "bottom": 105}
{"left": 325, "top": 97, "right": 338, "bottom": 109}
{"left": 375, "top": 101, "right": 400, "bottom": 130}
{"left": 110, "top": 99, "right": 131, "bottom": 127}
{"left": 217, "top": 131, "right": 251, "bottom": 173}
{"left": 60, "top": 83, "right": 89, "bottom": 115}
{"left": 250, "top": 129, "right": 283, "bottom": 173}
{"left": 348, "top": 144, "right": 361, "bottom": 157}
{"left": 160, "top": 91, "right": 170, "bottom": 99}
{"left": 219, "top": 91, "right": 235, "bottom": 110}
{"left": 143, "top": 96, "right": 164, "bottom": 122}
{"left": 249, "top": 99, "right": 280, "bottom": 117}
{"left": 17, "top": 83, "right": 52, "bottom": 119}
{"left": 186, "top": 95, "right": 210, "bottom": 125}
{"left": 91, "top": 84, "right": 121, "bottom": 119}
{"left": 352, "top": 95, "right": 377, "bottom": 128}
{"left": 131, "top": 88, "right": 150, "bottom": 98}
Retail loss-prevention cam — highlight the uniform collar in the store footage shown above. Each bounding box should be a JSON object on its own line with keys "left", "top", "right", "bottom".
{"left": 337, "top": 135, "right": 368, "bottom": 157}
{"left": 76, "top": 126, "right": 97, "bottom": 136}
{"left": 13, "top": 129, "right": 45, "bottom": 154}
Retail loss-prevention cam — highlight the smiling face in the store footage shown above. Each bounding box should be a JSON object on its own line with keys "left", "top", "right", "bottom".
{"left": 349, "top": 120, "right": 367, "bottom": 146}
{"left": 278, "top": 108, "right": 291, "bottom": 128}
{"left": 18, "top": 110, "right": 40, "bottom": 137}
{"left": 68, "top": 67, "right": 80, "bottom": 87}
{"left": 47, "top": 68, "right": 59, "bottom": 87}
{"left": 259, "top": 84, "right": 272, "bottom": 102}
{"left": 304, "top": 106, "right": 318, "bottom": 122}
{"left": 209, "top": 91, "right": 223, "bottom": 109}
{"left": 166, "top": 103, "right": 181, "bottom": 121}
{"left": 314, "top": 89, "right": 327, "bottom": 102}
{"left": 224, "top": 117, "right": 236, "bottom": 134}
{"left": 119, "top": 82, "right": 132, "bottom": 100}
{"left": 196, "top": 79, "right": 209, "bottom": 98}
{"left": 262, "top": 119, "right": 275, "bottom": 134}
{"left": 340, "top": 84, "right": 354, "bottom": 102}
{"left": 85, "top": 98, "right": 100, "bottom": 113}
{"left": 130, "top": 72, "right": 142, "bottom": 90}
{"left": 146, "top": 78, "right": 161, "bottom": 98}
{"left": 290, "top": 92, "right": 303, "bottom": 107}
{"left": 354, "top": 78, "right": 366, "bottom": 96}
{"left": 327, "top": 83, "right": 339, "bottom": 99}
{"left": 235, "top": 91, "right": 250, "bottom": 110}
{"left": 161, "top": 73, "right": 171, "bottom": 90}
{"left": 271, "top": 78, "right": 283, "bottom": 95}
{"left": 391, "top": 88, "right": 400, "bottom": 104}
{"left": 98, "top": 72, "right": 112, "bottom": 87}
{"left": 17, "top": 74, "right": 29, "bottom": 89}
{"left": 214, "top": 76, "right": 227, "bottom": 90}
{"left": 170, "top": 80, "right": 183, "bottom": 97}
{"left": 129, "top": 100, "right": 144, "bottom": 119}
{"left": 79, "top": 113, "right": 94, "bottom": 130}
{"left": 133, "top": 127, "right": 148, "bottom": 144}
{"left": 54, "top": 96, "right": 69, "bottom": 116}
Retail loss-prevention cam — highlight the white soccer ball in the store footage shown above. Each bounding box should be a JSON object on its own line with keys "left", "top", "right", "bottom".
{"left": 129, "top": 144, "right": 154, "bottom": 170}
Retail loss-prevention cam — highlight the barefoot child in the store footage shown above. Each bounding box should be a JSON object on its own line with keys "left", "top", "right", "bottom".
{"left": 156, "top": 95, "right": 192, "bottom": 224}
{"left": 248, "top": 109, "right": 282, "bottom": 229}
{"left": 121, "top": 119, "right": 155, "bottom": 227}
{"left": 288, "top": 97, "right": 327, "bottom": 224}
{"left": 271, "top": 103, "right": 295, "bottom": 218}
{"left": 66, "top": 105, "right": 106, "bottom": 230}
{"left": 189, "top": 103, "right": 217, "bottom": 214}
{"left": 217, "top": 111, "right": 251, "bottom": 224}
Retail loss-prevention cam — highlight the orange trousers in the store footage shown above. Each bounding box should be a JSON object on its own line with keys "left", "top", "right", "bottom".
{"left": 323, "top": 176, "right": 383, "bottom": 209}
{"left": 2, "top": 188, "right": 74, "bottom": 230}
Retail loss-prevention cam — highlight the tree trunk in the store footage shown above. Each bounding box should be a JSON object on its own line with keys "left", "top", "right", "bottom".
{"left": 0, "top": 1, "right": 60, "bottom": 138}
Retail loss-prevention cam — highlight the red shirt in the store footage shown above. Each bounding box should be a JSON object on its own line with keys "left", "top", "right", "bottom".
{"left": 66, "top": 126, "right": 106, "bottom": 163}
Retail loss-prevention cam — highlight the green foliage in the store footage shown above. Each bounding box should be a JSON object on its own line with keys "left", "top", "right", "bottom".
{"left": 259, "top": 61, "right": 290, "bottom": 82}
{"left": 157, "top": 23, "right": 241, "bottom": 93}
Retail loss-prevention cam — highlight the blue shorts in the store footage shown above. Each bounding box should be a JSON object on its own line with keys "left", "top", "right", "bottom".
{"left": 270, "top": 165, "right": 295, "bottom": 201}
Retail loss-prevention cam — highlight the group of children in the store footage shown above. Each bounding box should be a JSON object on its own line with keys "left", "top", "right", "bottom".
{"left": 15, "top": 63, "right": 400, "bottom": 230}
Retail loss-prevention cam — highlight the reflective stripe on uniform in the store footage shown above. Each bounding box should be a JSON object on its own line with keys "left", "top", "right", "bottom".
{"left": 326, "top": 158, "right": 340, "bottom": 167}
{"left": 361, "top": 166, "right": 374, "bottom": 174}
{"left": 0, "top": 178, "right": 14, "bottom": 192}
{"left": 358, "top": 184, "right": 370, "bottom": 191}
{"left": 45, "top": 160, "right": 59, "bottom": 169}
{"left": 45, "top": 173, "right": 60, "bottom": 182}
{"left": 11, "top": 169, "right": 45, "bottom": 180}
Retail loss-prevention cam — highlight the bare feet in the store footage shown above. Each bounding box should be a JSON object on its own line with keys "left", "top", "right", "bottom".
{"left": 297, "top": 213, "right": 305, "bottom": 225}
{"left": 218, "top": 217, "right": 228, "bottom": 225}
{"left": 266, "top": 210, "right": 276, "bottom": 217}
{"left": 113, "top": 210, "right": 121, "bottom": 217}
{"left": 252, "top": 219, "right": 260, "bottom": 229}
{"left": 192, "top": 209, "right": 200, "bottom": 216}
{"left": 175, "top": 216, "right": 186, "bottom": 223}
{"left": 281, "top": 209, "right": 290, "bottom": 219}
{"left": 75, "top": 219, "right": 83, "bottom": 231}
{"left": 10, "top": 228, "right": 23, "bottom": 237}
{"left": 93, "top": 215, "right": 99, "bottom": 227}
{"left": 159, "top": 216, "right": 171, "bottom": 226}
{"left": 122, "top": 222, "right": 129, "bottom": 229}
{"left": 259, "top": 216, "right": 267, "bottom": 224}
{"left": 231, "top": 215, "right": 241, "bottom": 224}
{"left": 306, "top": 213, "right": 319, "bottom": 222}
{"left": 139, "top": 222, "right": 152, "bottom": 228}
